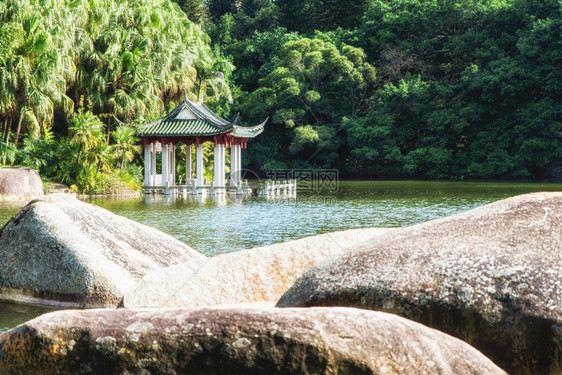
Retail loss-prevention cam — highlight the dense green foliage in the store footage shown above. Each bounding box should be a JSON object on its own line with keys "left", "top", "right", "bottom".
{"left": 0, "top": 0, "right": 561, "bottom": 187}
{"left": 220, "top": 0, "right": 561, "bottom": 179}
{"left": 0, "top": 0, "right": 224, "bottom": 192}
{"left": 278, "top": 0, "right": 370, "bottom": 33}
{"left": 171, "top": 0, "right": 207, "bottom": 24}
{"left": 341, "top": 0, "right": 562, "bottom": 178}
{"left": 237, "top": 35, "right": 376, "bottom": 169}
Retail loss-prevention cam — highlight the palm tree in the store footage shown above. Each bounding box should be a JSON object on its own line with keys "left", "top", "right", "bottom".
{"left": 0, "top": 140, "right": 17, "bottom": 166}
{"left": 193, "top": 53, "right": 234, "bottom": 102}
{"left": 68, "top": 110, "right": 104, "bottom": 183}
{"left": 0, "top": 7, "right": 74, "bottom": 146}
{"left": 110, "top": 125, "right": 139, "bottom": 168}
{"left": 0, "top": 0, "right": 229, "bottom": 173}
{"left": 18, "top": 132, "right": 55, "bottom": 175}
{"left": 90, "top": 139, "right": 112, "bottom": 181}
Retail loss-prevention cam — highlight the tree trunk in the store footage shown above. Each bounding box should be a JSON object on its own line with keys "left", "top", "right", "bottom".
{"left": 1, "top": 118, "right": 7, "bottom": 165}
{"left": 196, "top": 78, "right": 204, "bottom": 102}
{"left": 105, "top": 116, "right": 110, "bottom": 145}
{"left": 2, "top": 118, "right": 12, "bottom": 164}
{"left": 4, "top": 117, "right": 12, "bottom": 143}
{"left": 95, "top": 159, "right": 102, "bottom": 180}
{"left": 14, "top": 110, "right": 24, "bottom": 148}
{"left": 74, "top": 143, "right": 83, "bottom": 184}
{"left": 2, "top": 118, "right": 7, "bottom": 140}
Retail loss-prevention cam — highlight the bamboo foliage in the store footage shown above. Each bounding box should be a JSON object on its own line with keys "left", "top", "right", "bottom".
{"left": 0, "top": 0, "right": 233, "bottom": 193}
{"left": 0, "top": 0, "right": 221, "bottom": 143}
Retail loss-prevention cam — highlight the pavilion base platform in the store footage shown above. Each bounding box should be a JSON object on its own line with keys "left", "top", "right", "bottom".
{"left": 143, "top": 179, "right": 297, "bottom": 198}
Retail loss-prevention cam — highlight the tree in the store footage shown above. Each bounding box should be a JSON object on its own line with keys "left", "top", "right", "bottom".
{"left": 345, "top": 77, "right": 463, "bottom": 178}
{"left": 0, "top": 11, "right": 73, "bottom": 145}
{"left": 239, "top": 35, "right": 375, "bottom": 168}
{"left": 227, "top": 27, "right": 300, "bottom": 92}
{"left": 230, "top": 0, "right": 281, "bottom": 40}
{"left": 171, "top": 0, "right": 207, "bottom": 24}
{"left": 17, "top": 131, "right": 56, "bottom": 176}
{"left": 193, "top": 52, "right": 234, "bottom": 102}
{"left": 110, "top": 125, "right": 140, "bottom": 168}
{"left": 278, "top": 0, "right": 369, "bottom": 33}
{"left": 207, "top": 0, "right": 237, "bottom": 23}
{"left": 68, "top": 110, "right": 104, "bottom": 184}
{"left": 0, "top": 0, "right": 225, "bottom": 132}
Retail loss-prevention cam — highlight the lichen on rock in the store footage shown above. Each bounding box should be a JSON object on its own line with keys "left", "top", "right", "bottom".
{"left": 277, "top": 192, "right": 562, "bottom": 374}
{"left": 0, "top": 306, "right": 507, "bottom": 374}
{"left": 0, "top": 167, "right": 43, "bottom": 198}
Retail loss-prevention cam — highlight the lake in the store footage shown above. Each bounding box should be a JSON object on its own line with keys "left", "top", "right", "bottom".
{"left": 1, "top": 180, "right": 562, "bottom": 333}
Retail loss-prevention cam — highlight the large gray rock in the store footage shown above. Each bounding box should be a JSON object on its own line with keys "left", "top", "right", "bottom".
{"left": 0, "top": 167, "right": 43, "bottom": 198}
{"left": 123, "top": 228, "right": 393, "bottom": 308}
{"left": 0, "top": 306, "right": 506, "bottom": 374}
{"left": 0, "top": 194, "right": 205, "bottom": 307}
{"left": 277, "top": 192, "right": 562, "bottom": 375}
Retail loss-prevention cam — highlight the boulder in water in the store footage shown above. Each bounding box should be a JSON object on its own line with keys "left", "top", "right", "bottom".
{"left": 123, "top": 228, "right": 393, "bottom": 308}
{"left": 277, "top": 193, "right": 562, "bottom": 374}
{"left": 0, "top": 194, "right": 205, "bottom": 307}
{"left": 0, "top": 167, "right": 43, "bottom": 198}
{"left": 0, "top": 306, "right": 506, "bottom": 374}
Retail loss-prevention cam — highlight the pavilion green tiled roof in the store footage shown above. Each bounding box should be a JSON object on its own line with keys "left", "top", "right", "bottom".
{"left": 143, "top": 119, "right": 229, "bottom": 137}
{"left": 186, "top": 101, "right": 231, "bottom": 127}
{"left": 233, "top": 124, "right": 265, "bottom": 138}
{"left": 142, "top": 98, "right": 265, "bottom": 138}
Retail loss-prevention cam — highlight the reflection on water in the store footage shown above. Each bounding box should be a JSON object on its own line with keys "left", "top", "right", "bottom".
{"left": 86, "top": 180, "right": 562, "bottom": 256}
{"left": 0, "top": 180, "right": 562, "bottom": 332}
{"left": 1, "top": 181, "right": 562, "bottom": 257}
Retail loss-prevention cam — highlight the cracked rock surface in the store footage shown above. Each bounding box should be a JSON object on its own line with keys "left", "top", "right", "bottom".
{"left": 0, "top": 306, "right": 506, "bottom": 374}
{"left": 277, "top": 192, "right": 562, "bottom": 374}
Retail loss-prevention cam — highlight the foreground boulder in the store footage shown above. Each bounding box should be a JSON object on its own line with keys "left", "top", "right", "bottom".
{"left": 0, "top": 167, "right": 43, "bottom": 198}
{"left": 0, "top": 306, "right": 506, "bottom": 374}
{"left": 0, "top": 195, "right": 205, "bottom": 307}
{"left": 123, "top": 228, "right": 393, "bottom": 308}
{"left": 277, "top": 192, "right": 562, "bottom": 374}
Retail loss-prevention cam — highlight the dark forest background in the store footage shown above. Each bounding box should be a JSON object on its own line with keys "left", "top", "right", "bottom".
{"left": 1, "top": 0, "right": 560, "bottom": 191}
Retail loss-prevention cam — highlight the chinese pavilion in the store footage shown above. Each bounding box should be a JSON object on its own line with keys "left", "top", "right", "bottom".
{"left": 141, "top": 97, "right": 266, "bottom": 194}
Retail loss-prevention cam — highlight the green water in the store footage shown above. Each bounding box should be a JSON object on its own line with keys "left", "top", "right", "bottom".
{"left": 86, "top": 180, "right": 562, "bottom": 256}
{"left": 0, "top": 301, "right": 61, "bottom": 334}
{"left": 1, "top": 180, "right": 562, "bottom": 332}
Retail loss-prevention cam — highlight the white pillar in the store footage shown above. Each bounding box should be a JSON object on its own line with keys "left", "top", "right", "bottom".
{"left": 229, "top": 146, "right": 235, "bottom": 186}
{"left": 162, "top": 143, "right": 169, "bottom": 192}
{"left": 170, "top": 143, "right": 175, "bottom": 186}
{"left": 221, "top": 144, "right": 226, "bottom": 187}
{"left": 230, "top": 144, "right": 241, "bottom": 186}
{"left": 214, "top": 143, "right": 225, "bottom": 188}
{"left": 151, "top": 142, "right": 157, "bottom": 187}
{"left": 186, "top": 144, "right": 192, "bottom": 185}
{"left": 173, "top": 145, "right": 176, "bottom": 184}
{"left": 196, "top": 144, "right": 204, "bottom": 187}
{"left": 214, "top": 144, "right": 220, "bottom": 188}
{"left": 144, "top": 143, "right": 152, "bottom": 187}
{"left": 237, "top": 146, "right": 242, "bottom": 184}
{"left": 230, "top": 145, "right": 237, "bottom": 186}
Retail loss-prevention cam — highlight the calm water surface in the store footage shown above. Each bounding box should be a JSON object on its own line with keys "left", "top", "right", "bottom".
{"left": 87, "top": 180, "right": 562, "bottom": 255}
{"left": 1, "top": 180, "right": 562, "bottom": 332}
